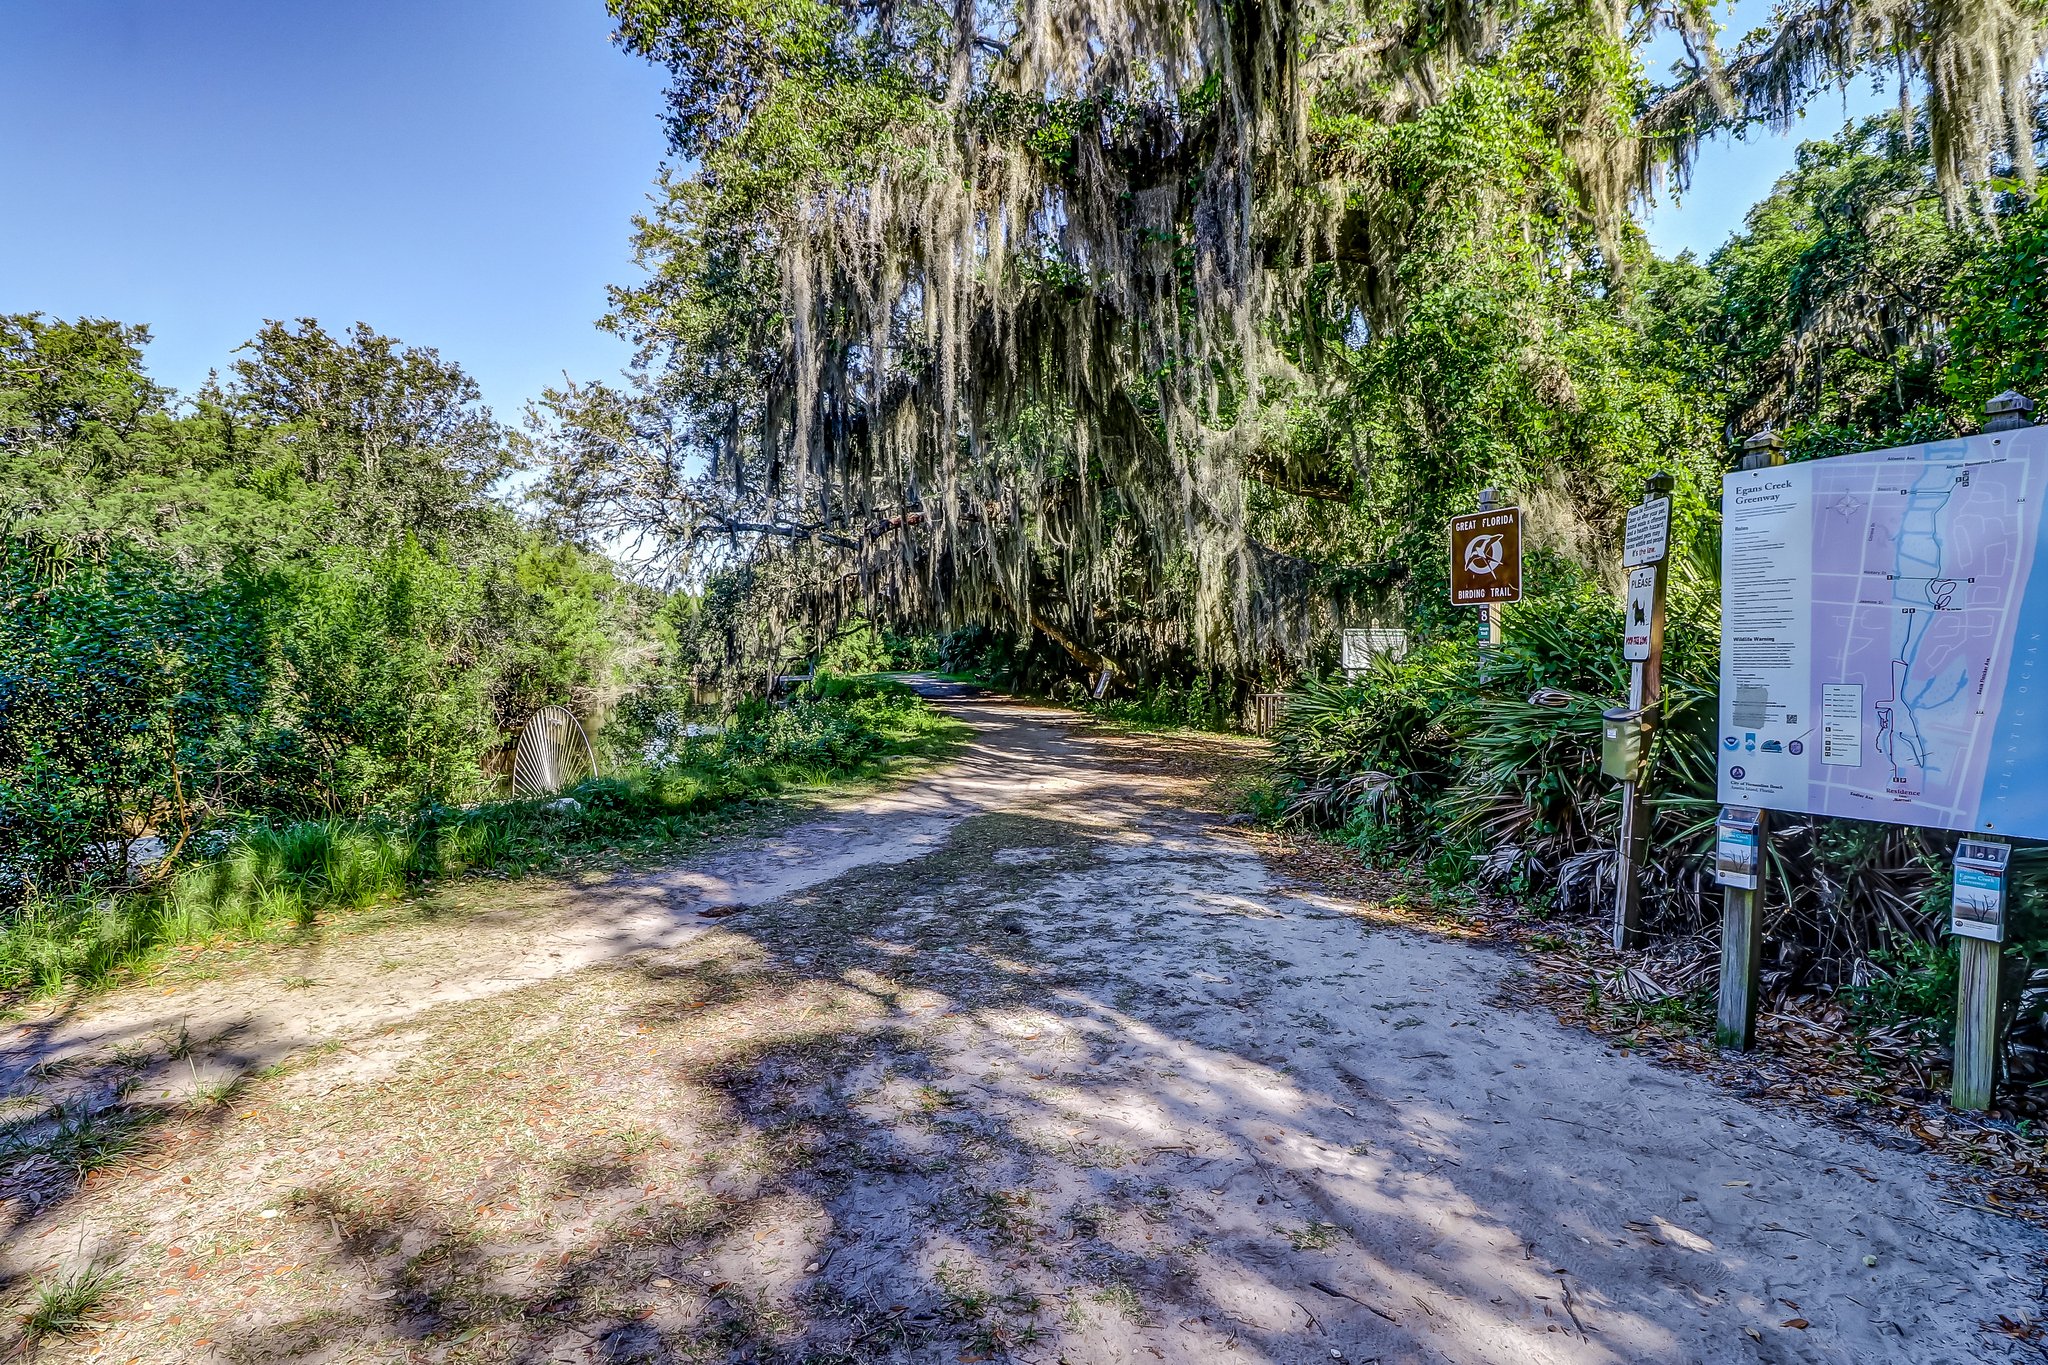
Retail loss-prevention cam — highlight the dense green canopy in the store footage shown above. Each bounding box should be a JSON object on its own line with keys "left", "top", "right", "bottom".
{"left": 1, "top": 315, "right": 669, "bottom": 888}
{"left": 532, "top": 0, "right": 2048, "bottom": 684}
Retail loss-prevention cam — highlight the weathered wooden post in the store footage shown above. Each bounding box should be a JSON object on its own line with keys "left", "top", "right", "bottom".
{"left": 1609, "top": 472, "right": 1674, "bottom": 950}
{"left": 1948, "top": 389, "right": 2035, "bottom": 1110}
{"left": 1953, "top": 938, "right": 2002, "bottom": 1109}
{"left": 1713, "top": 430, "right": 1784, "bottom": 1047}
{"left": 1950, "top": 838, "right": 2012, "bottom": 1111}
{"left": 1477, "top": 487, "right": 1501, "bottom": 656}
{"left": 1713, "top": 806, "right": 1766, "bottom": 1047}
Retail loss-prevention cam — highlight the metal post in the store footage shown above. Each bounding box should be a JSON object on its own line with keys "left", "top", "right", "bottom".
{"left": 1612, "top": 472, "right": 1675, "bottom": 950}
{"left": 1713, "top": 431, "right": 1784, "bottom": 1040}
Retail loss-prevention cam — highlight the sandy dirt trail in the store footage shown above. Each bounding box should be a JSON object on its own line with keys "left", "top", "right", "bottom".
{"left": 0, "top": 686, "right": 1017, "bottom": 1113}
{"left": 1, "top": 690, "right": 2042, "bottom": 1364}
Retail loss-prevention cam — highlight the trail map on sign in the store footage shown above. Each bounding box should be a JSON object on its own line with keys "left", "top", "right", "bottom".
{"left": 1719, "top": 426, "right": 2048, "bottom": 836}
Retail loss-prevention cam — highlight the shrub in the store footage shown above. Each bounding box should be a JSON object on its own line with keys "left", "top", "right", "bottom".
{"left": 0, "top": 685, "right": 965, "bottom": 995}
{"left": 20, "top": 1261, "right": 122, "bottom": 1338}
{"left": 1270, "top": 569, "right": 1719, "bottom": 919}
{"left": 1085, "top": 674, "right": 1236, "bottom": 731}
{"left": 816, "top": 618, "right": 894, "bottom": 675}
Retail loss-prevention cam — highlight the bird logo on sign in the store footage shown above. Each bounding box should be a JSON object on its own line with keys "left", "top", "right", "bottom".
{"left": 1462, "top": 533, "right": 1506, "bottom": 578}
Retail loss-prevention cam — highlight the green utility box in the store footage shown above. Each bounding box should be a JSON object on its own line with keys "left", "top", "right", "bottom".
{"left": 1601, "top": 706, "right": 1651, "bottom": 782}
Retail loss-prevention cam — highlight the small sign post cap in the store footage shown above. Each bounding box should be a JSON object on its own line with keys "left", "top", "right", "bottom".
{"left": 1738, "top": 430, "right": 1785, "bottom": 472}
{"left": 1986, "top": 390, "right": 2036, "bottom": 433}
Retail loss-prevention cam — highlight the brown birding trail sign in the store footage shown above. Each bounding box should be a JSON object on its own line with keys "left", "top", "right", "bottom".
{"left": 1449, "top": 506, "right": 1523, "bottom": 605}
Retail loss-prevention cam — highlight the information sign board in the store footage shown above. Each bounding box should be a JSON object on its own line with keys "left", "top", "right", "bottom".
{"left": 1341, "top": 628, "right": 1408, "bottom": 670}
{"left": 1718, "top": 425, "right": 2048, "bottom": 835}
{"left": 1623, "top": 497, "right": 1672, "bottom": 567}
{"left": 1714, "top": 806, "right": 1762, "bottom": 889}
{"left": 1449, "top": 506, "right": 1522, "bottom": 605}
{"left": 1952, "top": 839, "right": 2011, "bottom": 941}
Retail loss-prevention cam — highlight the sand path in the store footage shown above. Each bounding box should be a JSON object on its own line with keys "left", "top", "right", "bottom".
{"left": 1, "top": 689, "right": 2039, "bottom": 1363}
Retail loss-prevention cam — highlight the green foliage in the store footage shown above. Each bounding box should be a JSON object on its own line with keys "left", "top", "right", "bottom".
{"left": 573, "top": 0, "right": 1749, "bottom": 686}
{"left": 225, "top": 318, "right": 510, "bottom": 545}
{"left": 4, "top": 1102, "right": 148, "bottom": 1178}
{"left": 0, "top": 314, "right": 665, "bottom": 906}
{"left": 1694, "top": 113, "right": 1960, "bottom": 440}
{"left": 1272, "top": 56, "right": 1729, "bottom": 596}
{"left": 937, "top": 626, "right": 1015, "bottom": 680}
{"left": 0, "top": 545, "right": 267, "bottom": 888}
{"left": 816, "top": 618, "right": 893, "bottom": 676}
{"left": 1275, "top": 648, "right": 1463, "bottom": 833}
{"left": 1848, "top": 939, "right": 1961, "bottom": 1031}
{"left": 1945, "top": 195, "right": 2048, "bottom": 410}
{"left": 581, "top": 0, "right": 2048, "bottom": 743}
{"left": 0, "top": 315, "right": 164, "bottom": 470}
{"left": 1662, "top": 109, "right": 2048, "bottom": 460}
{"left": 18, "top": 1261, "right": 122, "bottom": 1338}
{"left": 1274, "top": 564, "right": 1721, "bottom": 916}
{"left": 1082, "top": 675, "right": 1236, "bottom": 732}
{"left": 239, "top": 544, "right": 494, "bottom": 816}
{"left": 882, "top": 630, "right": 942, "bottom": 671}
{"left": 720, "top": 694, "right": 890, "bottom": 767}
{"left": 0, "top": 684, "right": 965, "bottom": 995}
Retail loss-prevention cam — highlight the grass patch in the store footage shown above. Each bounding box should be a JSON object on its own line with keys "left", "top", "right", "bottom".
{"left": 1286, "top": 1220, "right": 1345, "bottom": 1250}
{"left": 1091, "top": 1280, "right": 1150, "bottom": 1325}
{"left": 2, "top": 1101, "right": 150, "bottom": 1178}
{"left": 0, "top": 681, "right": 968, "bottom": 998}
{"left": 1584, "top": 978, "right": 1715, "bottom": 1034}
{"left": 20, "top": 1262, "right": 121, "bottom": 1338}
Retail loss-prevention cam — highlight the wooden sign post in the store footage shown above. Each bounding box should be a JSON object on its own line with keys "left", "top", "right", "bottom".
{"left": 1713, "top": 431, "right": 1783, "bottom": 1045}
{"left": 1477, "top": 487, "right": 1504, "bottom": 655}
{"left": 1610, "top": 473, "right": 1673, "bottom": 950}
{"left": 1950, "top": 838, "right": 2012, "bottom": 1110}
{"left": 1713, "top": 805, "right": 1768, "bottom": 1048}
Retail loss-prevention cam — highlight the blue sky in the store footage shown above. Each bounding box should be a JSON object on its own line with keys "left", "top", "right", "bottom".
{"left": 0, "top": 1, "right": 671, "bottom": 420}
{"left": 1642, "top": 85, "right": 1898, "bottom": 257}
{"left": 1637, "top": 0, "right": 1900, "bottom": 259}
{"left": 3, "top": 1, "right": 1895, "bottom": 419}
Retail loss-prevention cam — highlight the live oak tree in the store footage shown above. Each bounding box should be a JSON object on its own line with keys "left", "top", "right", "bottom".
{"left": 533, "top": 0, "right": 2048, "bottom": 685}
